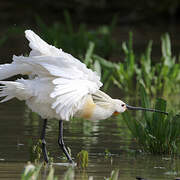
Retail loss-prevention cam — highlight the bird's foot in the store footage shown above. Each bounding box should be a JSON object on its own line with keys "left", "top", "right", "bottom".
{"left": 69, "top": 159, "right": 76, "bottom": 166}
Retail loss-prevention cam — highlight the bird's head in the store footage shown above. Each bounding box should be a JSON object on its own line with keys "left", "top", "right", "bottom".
{"left": 113, "top": 99, "right": 127, "bottom": 115}
{"left": 111, "top": 98, "right": 168, "bottom": 117}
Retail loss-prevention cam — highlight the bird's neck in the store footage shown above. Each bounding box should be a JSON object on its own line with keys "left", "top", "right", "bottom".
{"left": 90, "top": 104, "right": 114, "bottom": 120}
{"left": 76, "top": 94, "right": 114, "bottom": 121}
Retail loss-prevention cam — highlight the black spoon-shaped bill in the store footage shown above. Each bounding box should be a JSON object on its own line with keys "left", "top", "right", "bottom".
{"left": 126, "top": 104, "right": 168, "bottom": 115}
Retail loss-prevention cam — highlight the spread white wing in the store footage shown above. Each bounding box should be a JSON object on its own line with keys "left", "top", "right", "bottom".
{"left": 8, "top": 30, "right": 103, "bottom": 120}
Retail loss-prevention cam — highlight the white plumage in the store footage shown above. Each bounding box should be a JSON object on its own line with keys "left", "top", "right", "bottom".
{"left": 0, "top": 30, "right": 126, "bottom": 121}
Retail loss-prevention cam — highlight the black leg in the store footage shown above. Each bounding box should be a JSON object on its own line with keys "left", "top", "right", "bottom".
{"left": 41, "top": 119, "right": 49, "bottom": 163}
{"left": 58, "top": 120, "right": 73, "bottom": 163}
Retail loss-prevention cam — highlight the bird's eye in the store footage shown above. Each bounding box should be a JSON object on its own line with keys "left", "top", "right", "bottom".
{"left": 121, "top": 104, "right": 125, "bottom": 107}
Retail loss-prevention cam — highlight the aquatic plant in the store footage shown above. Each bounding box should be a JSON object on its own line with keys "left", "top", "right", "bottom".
{"left": 29, "top": 139, "right": 42, "bottom": 163}
{"left": 112, "top": 32, "right": 136, "bottom": 94}
{"left": 76, "top": 150, "right": 88, "bottom": 168}
{"left": 138, "top": 33, "right": 180, "bottom": 96}
{"left": 82, "top": 32, "right": 180, "bottom": 95}
{"left": 113, "top": 32, "right": 180, "bottom": 96}
{"left": 29, "top": 139, "right": 53, "bottom": 164}
{"left": 104, "top": 149, "right": 112, "bottom": 159}
{"left": 123, "top": 85, "right": 180, "bottom": 154}
{"left": 35, "top": 11, "right": 117, "bottom": 59}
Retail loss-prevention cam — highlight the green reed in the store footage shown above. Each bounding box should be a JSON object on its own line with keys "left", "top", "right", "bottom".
{"left": 113, "top": 32, "right": 180, "bottom": 96}
{"left": 76, "top": 150, "right": 88, "bottom": 169}
{"left": 123, "top": 85, "right": 180, "bottom": 154}
{"left": 35, "top": 11, "right": 117, "bottom": 59}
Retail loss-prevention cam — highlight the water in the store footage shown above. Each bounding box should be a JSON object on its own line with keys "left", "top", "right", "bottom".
{"left": 0, "top": 99, "right": 180, "bottom": 179}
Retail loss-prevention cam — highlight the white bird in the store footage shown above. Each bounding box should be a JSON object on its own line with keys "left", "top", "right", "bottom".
{"left": 0, "top": 30, "right": 168, "bottom": 163}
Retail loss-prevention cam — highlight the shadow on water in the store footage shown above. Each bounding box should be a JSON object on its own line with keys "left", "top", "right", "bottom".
{"left": 0, "top": 99, "right": 180, "bottom": 179}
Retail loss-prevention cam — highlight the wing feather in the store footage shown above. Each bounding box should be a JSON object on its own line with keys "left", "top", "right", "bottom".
{"left": 50, "top": 78, "right": 99, "bottom": 120}
{"left": 25, "top": 30, "right": 62, "bottom": 57}
{"left": 13, "top": 30, "right": 103, "bottom": 120}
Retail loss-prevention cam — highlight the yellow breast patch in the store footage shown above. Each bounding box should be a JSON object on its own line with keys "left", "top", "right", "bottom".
{"left": 81, "top": 96, "right": 96, "bottom": 119}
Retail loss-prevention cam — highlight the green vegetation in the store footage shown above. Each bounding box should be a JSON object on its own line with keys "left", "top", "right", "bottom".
{"left": 28, "top": 139, "right": 53, "bottom": 164}
{"left": 28, "top": 139, "right": 42, "bottom": 163}
{"left": 104, "top": 149, "right": 112, "bottom": 159}
{"left": 112, "top": 32, "right": 180, "bottom": 96}
{"left": 123, "top": 85, "right": 180, "bottom": 154}
{"left": 76, "top": 150, "right": 88, "bottom": 168}
{"left": 82, "top": 31, "right": 180, "bottom": 95}
{"left": 35, "top": 11, "right": 118, "bottom": 59}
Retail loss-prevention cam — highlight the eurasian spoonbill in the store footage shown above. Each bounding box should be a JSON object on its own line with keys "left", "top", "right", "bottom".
{"left": 0, "top": 30, "right": 168, "bottom": 163}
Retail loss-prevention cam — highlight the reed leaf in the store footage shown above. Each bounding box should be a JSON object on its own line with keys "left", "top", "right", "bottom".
{"left": 123, "top": 85, "right": 180, "bottom": 154}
